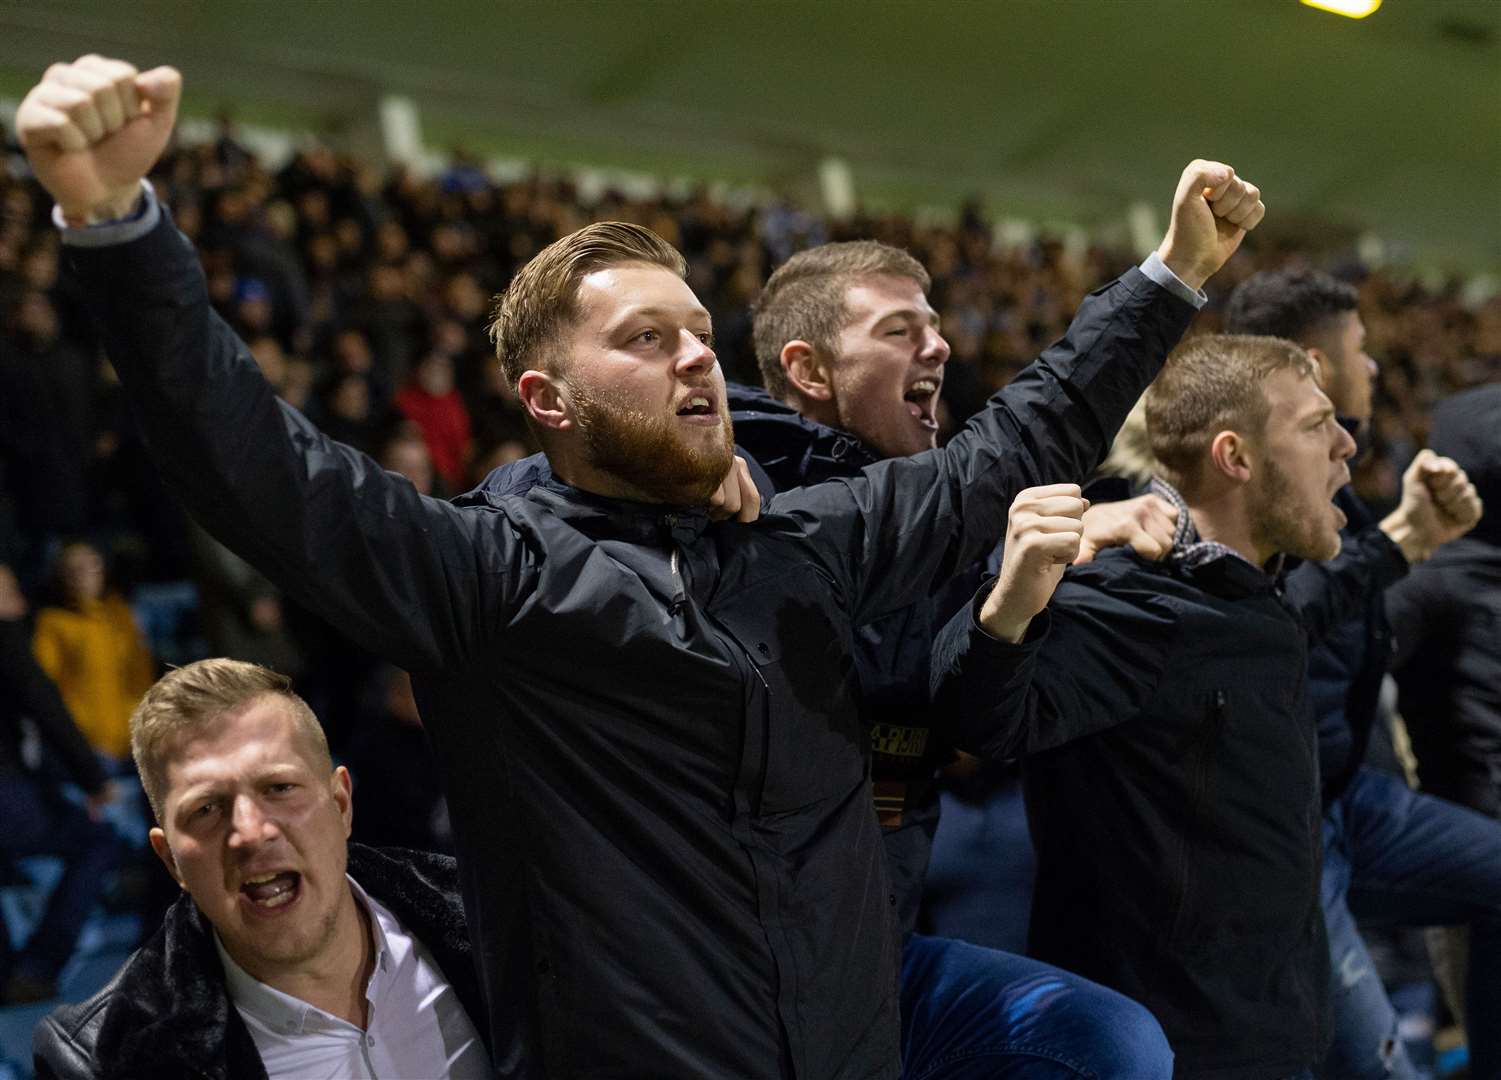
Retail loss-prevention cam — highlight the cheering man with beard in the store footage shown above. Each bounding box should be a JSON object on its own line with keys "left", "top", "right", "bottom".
{"left": 931, "top": 335, "right": 1480, "bottom": 1079}
{"left": 18, "top": 54, "right": 1258, "bottom": 1077}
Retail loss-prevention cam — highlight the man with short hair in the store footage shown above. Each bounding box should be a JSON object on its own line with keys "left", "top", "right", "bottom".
{"left": 1225, "top": 269, "right": 1501, "bottom": 1079}
{"left": 729, "top": 239, "right": 1182, "bottom": 1077}
{"left": 33, "top": 658, "right": 491, "bottom": 1080}
{"left": 18, "top": 54, "right": 1256, "bottom": 1076}
{"left": 930, "top": 334, "right": 1481, "bottom": 1077}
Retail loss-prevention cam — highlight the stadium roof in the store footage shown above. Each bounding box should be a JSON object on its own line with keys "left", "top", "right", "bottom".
{"left": 1, "top": 0, "right": 1497, "bottom": 271}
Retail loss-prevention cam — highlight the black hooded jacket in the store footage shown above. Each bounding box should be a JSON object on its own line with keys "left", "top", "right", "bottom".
{"left": 33, "top": 846, "right": 485, "bottom": 1080}
{"left": 1388, "top": 384, "right": 1501, "bottom": 815}
{"left": 65, "top": 206, "right": 1193, "bottom": 1078}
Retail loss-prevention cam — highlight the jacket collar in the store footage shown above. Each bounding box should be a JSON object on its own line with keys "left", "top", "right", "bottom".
{"left": 460, "top": 455, "right": 711, "bottom": 545}
{"left": 727, "top": 382, "right": 881, "bottom": 488}
{"left": 91, "top": 895, "right": 253, "bottom": 1079}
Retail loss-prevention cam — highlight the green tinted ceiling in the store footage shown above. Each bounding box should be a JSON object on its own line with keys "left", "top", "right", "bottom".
{"left": 2, "top": 0, "right": 1496, "bottom": 269}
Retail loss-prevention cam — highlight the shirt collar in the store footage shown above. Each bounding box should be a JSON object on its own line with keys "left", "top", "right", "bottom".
{"left": 214, "top": 874, "right": 389, "bottom": 1036}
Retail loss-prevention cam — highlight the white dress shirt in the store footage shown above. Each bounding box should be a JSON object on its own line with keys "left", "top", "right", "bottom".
{"left": 215, "top": 876, "right": 490, "bottom": 1079}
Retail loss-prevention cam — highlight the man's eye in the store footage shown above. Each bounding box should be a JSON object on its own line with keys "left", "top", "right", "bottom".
{"left": 191, "top": 802, "right": 218, "bottom": 820}
{"left": 696, "top": 331, "right": 714, "bottom": 346}
{"left": 634, "top": 329, "right": 659, "bottom": 345}
{"left": 886, "top": 327, "right": 908, "bottom": 337}
{"left": 268, "top": 783, "right": 297, "bottom": 795}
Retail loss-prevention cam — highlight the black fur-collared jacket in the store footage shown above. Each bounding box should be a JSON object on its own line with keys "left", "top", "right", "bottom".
{"left": 33, "top": 845, "right": 485, "bottom": 1080}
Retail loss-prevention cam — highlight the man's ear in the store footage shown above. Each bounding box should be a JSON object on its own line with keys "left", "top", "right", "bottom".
{"left": 517, "top": 370, "right": 570, "bottom": 431}
{"left": 332, "top": 765, "right": 353, "bottom": 839}
{"left": 780, "top": 341, "right": 833, "bottom": 402}
{"left": 149, "top": 827, "right": 185, "bottom": 889}
{"left": 1303, "top": 346, "right": 1331, "bottom": 389}
{"left": 1208, "top": 429, "right": 1253, "bottom": 484}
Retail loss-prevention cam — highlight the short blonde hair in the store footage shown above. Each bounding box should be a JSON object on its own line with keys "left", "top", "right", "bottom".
{"left": 130, "top": 659, "right": 329, "bottom": 822}
{"left": 487, "top": 221, "right": 687, "bottom": 386}
{"left": 1146, "top": 334, "right": 1316, "bottom": 493}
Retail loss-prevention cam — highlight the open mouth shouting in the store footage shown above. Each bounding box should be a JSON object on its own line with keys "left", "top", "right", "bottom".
{"left": 675, "top": 390, "right": 721, "bottom": 425}
{"left": 240, "top": 870, "right": 302, "bottom": 914}
{"left": 904, "top": 378, "right": 941, "bottom": 432}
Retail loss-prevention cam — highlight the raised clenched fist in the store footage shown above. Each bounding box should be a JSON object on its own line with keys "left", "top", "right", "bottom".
{"left": 16, "top": 54, "right": 181, "bottom": 224}
{"left": 979, "top": 483, "right": 1088, "bottom": 643}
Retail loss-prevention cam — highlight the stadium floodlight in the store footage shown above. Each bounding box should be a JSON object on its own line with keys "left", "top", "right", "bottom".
{"left": 1299, "top": 0, "right": 1382, "bottom": 18}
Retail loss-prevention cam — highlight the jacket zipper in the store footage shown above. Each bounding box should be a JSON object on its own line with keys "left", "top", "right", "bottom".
{"left": 1170, "top": 688, "right": 1227, "bottom": 941}
{"left": 668, "top": 547, "right": 687, "bottom": 616}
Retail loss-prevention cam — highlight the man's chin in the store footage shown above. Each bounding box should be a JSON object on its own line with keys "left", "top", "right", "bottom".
{"left": 1289, "top": 529, "right": 1343, "bottom": 564}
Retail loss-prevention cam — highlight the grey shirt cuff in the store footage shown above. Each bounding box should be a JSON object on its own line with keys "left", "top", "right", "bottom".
{"left": 53, "top": 179, "right": 160, "bottom": 247}
{"left": 1138, "top": 251, "right": 1207, "bottom": 309}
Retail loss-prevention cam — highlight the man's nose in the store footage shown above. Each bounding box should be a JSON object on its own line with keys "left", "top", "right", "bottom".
{"left": 227, "top": 795, "right": 279, "bottom": 848}
{"left": 676, "top": 330, "right": 716, "bottom": 374}
{"left": 920, "top": 327, "right": 951, "bottom": 367}
{"left": 1335, "top": 424, "right": 1358, "bottom": 461}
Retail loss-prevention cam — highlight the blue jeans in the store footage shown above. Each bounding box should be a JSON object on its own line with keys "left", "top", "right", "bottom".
{"left": 1322, "top": 767, "right": 1501, "bottom": 1080}
{"left": 0, "top": 773, "right": 121, "bottom": 981}
{"left": 899, "top": 934, "right": 1173, "bottom": 1080}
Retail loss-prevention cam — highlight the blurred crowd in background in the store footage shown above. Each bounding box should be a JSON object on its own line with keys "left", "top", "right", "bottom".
{"left": 0, "top": 115, "right": 1497, "bottom": 970}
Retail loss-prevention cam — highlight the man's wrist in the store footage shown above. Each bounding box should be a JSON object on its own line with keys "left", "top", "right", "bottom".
{"left": 1154, "top": 243, "right": 1209, "bottom": 294}
{"left": 1139, "top": 250, "right": 1207, "bottom": 309}
{"left": 59, "top": 184, "right": 145, "bottom": 228}
{"left": 1379, "top": 510, "right": 1430, "bottom": 565}
{"left": 978, "top": 589, "right": 1033, "bottom": 644}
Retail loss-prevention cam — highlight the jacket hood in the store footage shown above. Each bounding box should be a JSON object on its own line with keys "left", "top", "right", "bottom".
{"left": 726, "top": 382, "right": 881, "bottom": 489}
{"left": 1430, "top": 384, "right": 1501, "bottom": 544}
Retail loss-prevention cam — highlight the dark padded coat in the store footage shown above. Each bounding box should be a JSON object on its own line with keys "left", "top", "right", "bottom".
{"left": 33, "top": 845, "right": 485, "bottom": 1080}
{"left": 65, "top": 208, "right": 1193, "bottom": 1078}
{"left": 931, "top": 527, "right": 1407, "bottom": 1079}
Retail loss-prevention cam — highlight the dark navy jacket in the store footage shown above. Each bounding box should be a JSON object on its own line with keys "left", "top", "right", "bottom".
{"left": 727, "top": 386, "right": 986, "bottom": 939}
{"left": 68, "top": 208, "right": 1193, "bottom": 1079}
{"left": 932, "top": 528, "right": 1408, "bottom": 1078}
{"left": 1389, "top": 385, "right": 1501, "bottom": 816}
{"left": 1287, "top": 481, "right": 1403, "bottom": 810}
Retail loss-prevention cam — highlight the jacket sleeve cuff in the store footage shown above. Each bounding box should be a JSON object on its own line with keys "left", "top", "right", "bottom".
{"left": 1138, "top": 251, "right": 1207, "bottom": 309}
{"left": 966, "top": 580, "right": 1054, "bottom": 651}
{"left": 53, "top": 179, "right": 160, "bottom": 247}
{"left": 1361, "top": 522, "right": 1411, "bottom": 583}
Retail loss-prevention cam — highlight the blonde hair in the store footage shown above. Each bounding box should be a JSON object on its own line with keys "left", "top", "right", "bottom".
{"left": 130, "top": 659, "right": 329, "bottom": 822}
{"left": 1145, "top": 334, "right": 1316, "bottom": 493}
{"left": 1099, "top": 398, "right": 1157, "bottom": 487}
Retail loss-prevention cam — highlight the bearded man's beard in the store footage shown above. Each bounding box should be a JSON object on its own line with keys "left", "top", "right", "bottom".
{"left": 570, "top": 382, "right": 735, "bottom": 506}
{"left": 1249, "top": 455, "right": 1342, "bottom": 564}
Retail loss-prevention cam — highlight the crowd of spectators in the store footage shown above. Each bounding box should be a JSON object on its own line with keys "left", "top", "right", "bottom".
{"left": 2, "top": 118, "right": 1498, "bottom": 857}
